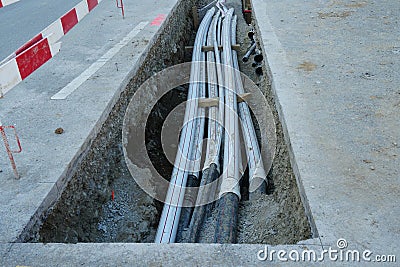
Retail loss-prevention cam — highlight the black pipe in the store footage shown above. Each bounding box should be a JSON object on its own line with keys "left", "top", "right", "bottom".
{"left": 254, "top": 53, "right": 263, "bottom": 63}
{"left": 176, "top": 174, "right": 201, "bottom": 242}
{"left": 186, "top": 163, "right": 219, "bottom": 242}
{"left": 249, "top": 178, "right": 267, "bottom": 200}
{"left": 250, "top": 166, "right": 274, "bottom": 199}
{"left": 255, "top": 66, "right": 263, "bottom": 75}
{"left": 247, "top": 31, "right": 255, "bottom": 41}
{"left": 214, "top": 192, "right": 240, "bottom": 243}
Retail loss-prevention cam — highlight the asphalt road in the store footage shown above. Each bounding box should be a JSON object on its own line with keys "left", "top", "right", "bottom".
{"left": 0, "top": 0, "right": 82, "bottom": 60}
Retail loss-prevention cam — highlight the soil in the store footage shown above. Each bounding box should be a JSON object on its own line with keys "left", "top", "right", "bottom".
{"left": 95, "top": 156, "right": 158, "bottom": 242}
{"left": 235, "top": 0, "right": 311, "bottom": 244}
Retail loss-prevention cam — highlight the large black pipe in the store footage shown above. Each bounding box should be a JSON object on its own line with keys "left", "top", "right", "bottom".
{"left": 187, "top": 163, "right": 220, "bottom": 242}
{"left": 176, "top": 174, "right": 201, "bottom": 242}
{"left": 214, "top": 192, "right": 240, "bottom": 243}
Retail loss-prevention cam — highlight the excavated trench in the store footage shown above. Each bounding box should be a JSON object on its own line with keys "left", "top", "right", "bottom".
{"left": 24, "top": 0, "right": 311, "bottom": 244}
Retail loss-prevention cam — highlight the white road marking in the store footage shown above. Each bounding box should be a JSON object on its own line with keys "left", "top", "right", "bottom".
{"left": 51, "top": 21, "right": 148, "bottom": 100}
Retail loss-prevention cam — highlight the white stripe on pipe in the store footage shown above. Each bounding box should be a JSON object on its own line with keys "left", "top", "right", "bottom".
{"left": 51, "top": 21, "right": 148, "bottom": 100}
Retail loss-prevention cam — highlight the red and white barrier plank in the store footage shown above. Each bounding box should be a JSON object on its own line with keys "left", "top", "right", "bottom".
{"left": 0, "top": 0, "right": 19, "bottom": 8}
{"left": 0, "top": 37, "right": 61, "bottom": 97}
{"left": 0, "top": 0, "right": 103, "bottom": 96}
{"left": 1, "top": 0, "right": 103, "bottom": 65}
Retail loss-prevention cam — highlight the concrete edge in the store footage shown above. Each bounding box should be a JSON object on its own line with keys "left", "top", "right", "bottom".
{"left": 250, "top": 0, "right": 320, "bottom": 241}
{"left": 15, "top": 0, "right": 184, "bottom": 243}
{"left": 2, "top": 242, "right": 326, "bottom": 266}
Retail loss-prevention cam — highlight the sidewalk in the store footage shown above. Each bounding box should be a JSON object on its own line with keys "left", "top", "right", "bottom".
{"left": 253, "top": 0, "right": 400, "bottom": 255}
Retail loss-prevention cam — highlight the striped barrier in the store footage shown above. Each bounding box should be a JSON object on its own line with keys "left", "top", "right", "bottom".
{"left": 0, "top": 37, "right": 61, "bottom": 97}
{"left": 0, "top": 0, "right": 19, "bottom": 8}
{"left": 0, "top": 0, "right": 103, "bottom": 96}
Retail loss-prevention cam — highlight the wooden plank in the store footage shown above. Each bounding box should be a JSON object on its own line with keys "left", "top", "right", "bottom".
{"left": 237, "top": 92, "right": 251, "bottom": 103}
{"left": 198, "top": 93, "right": 252, "bottom": 108}
{"left": 192, "top": 6, "right": 199, "bottom": 30}
{"left": 198, "top": 98, "right": 219, "bottom": 108}
{"left": 185, "top": 45, "right": 241, "bottom": 52}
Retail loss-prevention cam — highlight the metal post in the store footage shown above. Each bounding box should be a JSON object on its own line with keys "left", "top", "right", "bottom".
{"left": 116, "top": 0, "right": 124, "bottom": 18}
{"left": 0, "top": 121, "right": 22, "bottom": 179}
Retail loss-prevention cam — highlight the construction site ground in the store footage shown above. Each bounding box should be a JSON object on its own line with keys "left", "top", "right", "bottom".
{"left": 0, "top": 0, "right": 398, "bottom": 265}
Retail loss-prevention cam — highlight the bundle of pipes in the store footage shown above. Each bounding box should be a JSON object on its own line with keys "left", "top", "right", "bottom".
{"left": 155, "top": 4, "right": 268, "bottom": 244}
{"left": 186, "top": 10, "right": 223, "bottom": 243}
{"left": 154, "top": 7, "right": 215, "bottom": 244}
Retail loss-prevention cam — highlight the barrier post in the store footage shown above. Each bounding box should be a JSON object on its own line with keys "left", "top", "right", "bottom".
{"left": 116, "top": 0, "right": 124, "bottom": 18}
{"left": 0, "top": 121, "right": 22, "bottom": 179}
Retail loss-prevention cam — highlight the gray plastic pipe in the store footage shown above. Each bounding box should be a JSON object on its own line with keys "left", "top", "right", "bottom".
{"left": 242, "top": 42, "right": 256, "bottom": 62}
{"left": 187, "top": 11, "right": 222, "bottom": 242}
{"left": 218, "top": 9, "right": 241, "bottom": 200}
{"left": 231, "top": 14, "right": 268, "bottom": 197}
{"left": 188, "top": 33, "right": 207, "bottom": 178}
{"left": 214, "top": 9, "right": 241, "bottom": 244}
{"left": 203, "top": 11, "right": 223, "bottom": 174}
{"left": 177, "top": 11, "right": 210, "bottom": 242}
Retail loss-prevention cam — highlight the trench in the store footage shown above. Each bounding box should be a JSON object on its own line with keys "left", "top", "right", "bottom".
{"left": 24, "top": 0, "right": 311, "bottom": 244}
